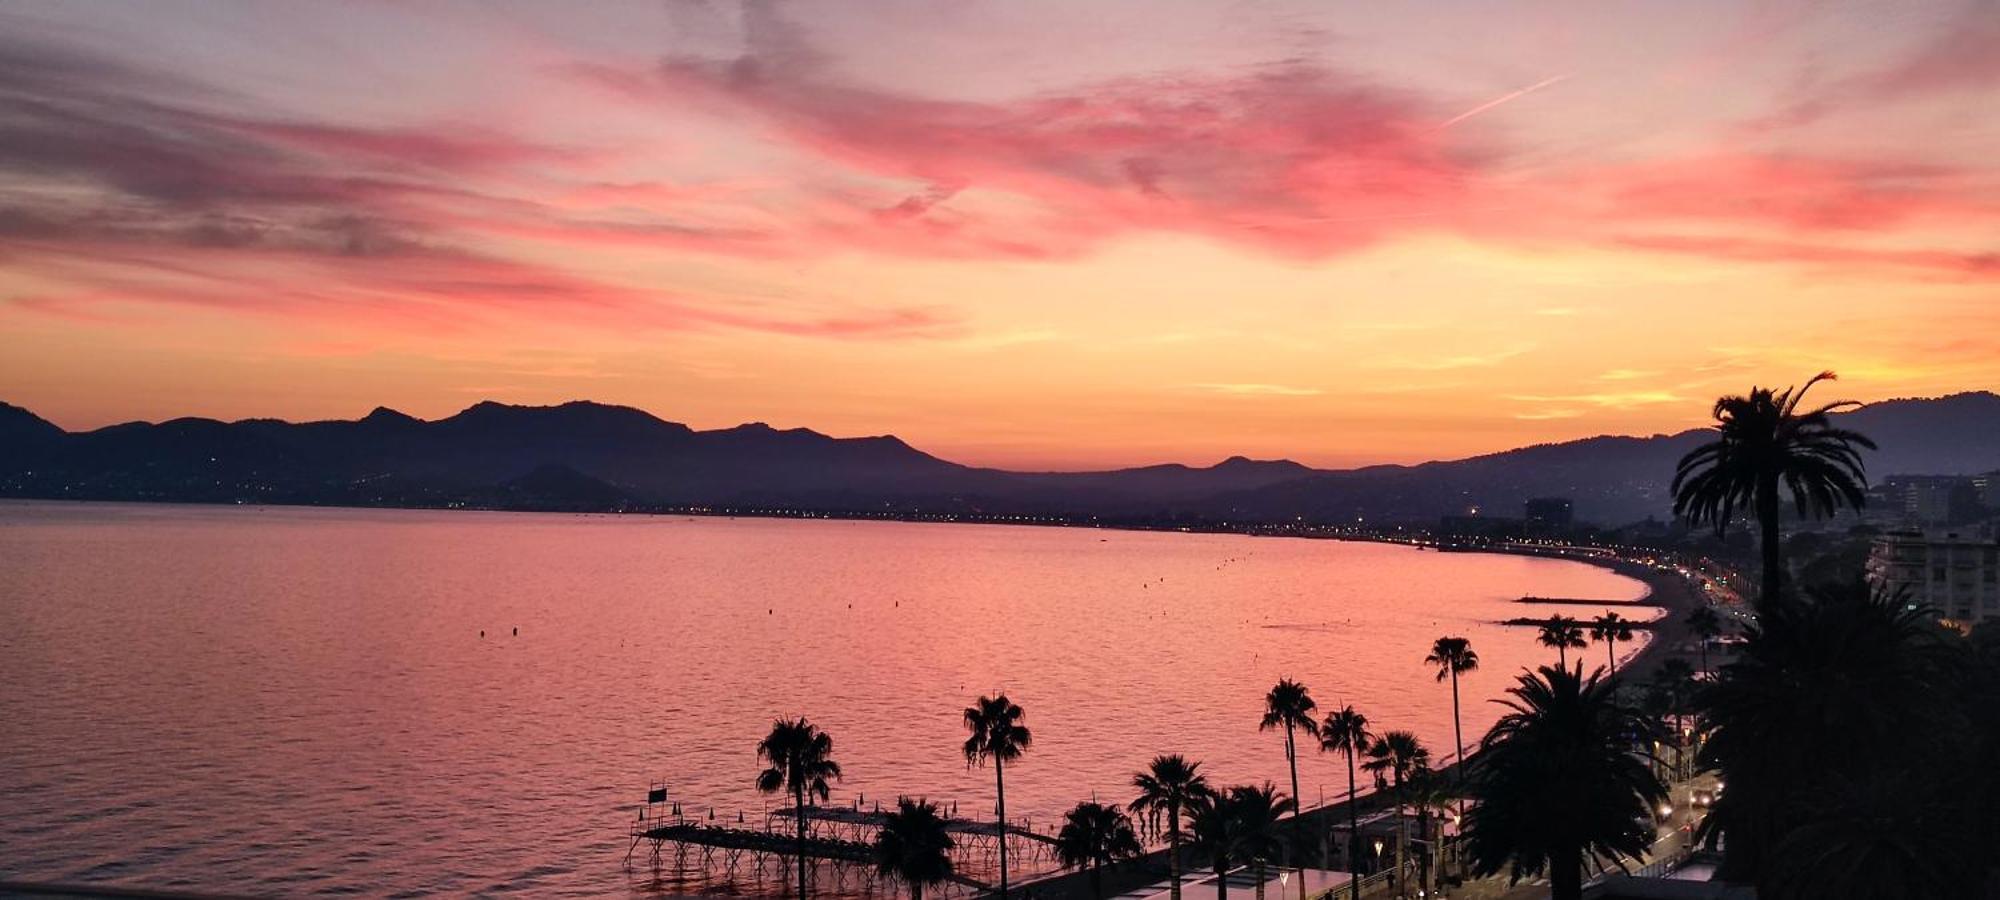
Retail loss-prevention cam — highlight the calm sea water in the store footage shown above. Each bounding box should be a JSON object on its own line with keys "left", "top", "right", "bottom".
{"left": 0, "top": 501, "right": 1647, "bottom": 896}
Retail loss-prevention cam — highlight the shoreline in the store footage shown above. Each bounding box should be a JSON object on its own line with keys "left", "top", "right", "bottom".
{"left": 1012, "top": 548, "right": 1710, "bottom": 899}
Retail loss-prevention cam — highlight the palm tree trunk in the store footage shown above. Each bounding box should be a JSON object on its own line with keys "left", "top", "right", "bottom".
{"left": 1416, "top": 804, "right": 1431, "bottom": 898}
{"left": 795, "top": 782, "right": 809, "bottom": 899}
{"left": 1549, "top": 845, "right": 1583, "bottom": 900}
{"left": 1091, "top": 861, "right": 1103, "bottom": 900}
{"left": 1254, "top": 859, "right": 1266, "bottom": 900}
{"left": 1557, "top": 645, "right": 1566, "bottom": 668}
{"left": 1394, "top": 774, "right": 1407, "bottom": 900}
{"left": 1607, "top": 640, "right": 1616, "bottom": 673}
{"left": 1169, "top": 819, "right": 1183, "bottom": 900}
{"left": 1346, "top": 751, "right": 1361, "bottom": 900}
{"left": 1757, "top": 475, "right": 1783, "bottom": 610}
{"left": 1216, "top": 857, "right": 1228, "bottom": 900}
{"left": 995, "top": 758, "right": 1009, "bottom": 900}
{"left": 1285, "top": 726, "right": 1305, "bottom": 900}
{"left": 1449, "top": 669, "right": 1465, "bottom": 802}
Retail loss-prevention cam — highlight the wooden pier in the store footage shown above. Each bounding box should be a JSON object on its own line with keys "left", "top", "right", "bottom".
{"left": 625, "top": 786, "right": 1057, "bottom": 896}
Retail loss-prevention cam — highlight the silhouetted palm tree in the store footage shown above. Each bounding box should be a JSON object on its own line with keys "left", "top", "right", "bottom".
{"left": 1697, "top": 581, "right": 1961, "bottom": 886}
{"left": 1588, "top": 612, "right": 1635, "bottom": 674}
{"left": 1229, "top": 784, "right": 1295, "bottom": 900}
{"left": 1463, "top": 666, "right": 1665, "bottom": 900}
{"left": 1654, "top": 658, "right": 1698, "bottom": 778}
{"left": 1318, "top": 706, "right": 1372, "bottom": 900}
{"left": 1054, "top": 801, "right": 1143, "bottom": 900}
{"left": 1685, "top": 605, "right": 1724, "bottom": 676}
{"left": 964, "top": 694, "right": 1032, "bottom": 899}
{"left": 1190, "top": 790, "right": 1241, "bottom": 900}
{"left": 1672, "top": 372, "right": 1876, "bottom": 610}
{"left": 757, "top": 718, "right": 843, "bottom": 899}
{"left": 1133, "top": 754, "right": 1214, "bottom": 900}
{"left": 1760, "top": 772, "right": 1980, "bottom": 900}
{"left": 1402, "top": 763, "right": 1457, "bottom": 898}
{"left": 1424, "top": 637, "right": 1479, "bottom": 793}
{"left": 1362, "top": 731, "right": 1430, "bottom": 895}
{"left": 1537, "top": 616, "right": 1587, "bottom": 667}
{"left": 875, "top": 798, "right": 956, "bottom": 900}
{"left": 1258, "top": 679, "right": 1317, "bottom": 900}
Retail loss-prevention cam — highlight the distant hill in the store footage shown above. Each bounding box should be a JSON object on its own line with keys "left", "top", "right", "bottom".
{"left": 3, "top": 392, "right": 1996, "bottom": 525}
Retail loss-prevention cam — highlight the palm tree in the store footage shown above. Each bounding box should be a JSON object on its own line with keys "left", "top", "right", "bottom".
{"left": 1257, "top": 679, "right": 1317, "bottom": 900}
{"left": 1318, "top": 706, "right": 1372, "bottom": 900}
{"left": 1654, "top": 658, "right": 1698, "bottom": 779}
{"left": 1402, "top": 763, "right": 1457, "bottom": 898}
{"left": 1538, "top": 616, "right": 1587, "bottom": 667}
{"left": 1190, "top": 790, "right": 1242, "bottom": 900}
{"left": 1424, "top": 637, "right": 1479, "bottom": 791}
{"left": 963, "top": 694, "right": 1032, "bottom": 899}
{"left": 875, "top": 798, "right": 956, "bottom": 900}
{"left": 757, "top": 718, "right": 843, "bottom": 899}
{"left": 1672, "top": 372, "right": 1876, "bottom": 610}
{"left": 1696, "top": 580, "right": 1961, "bottom": 885}
{"left": 1462, "top": 666, "right": 1666, "bottom": 900}
{"left": 1227, "top": 784, "right": 1295, "bottom": 900}
{"left": 1054, "top": 801, "right": 1143, "bottom": 900}
{"left": 1588, "top": 612, "right": 1635, "bottom": 674}
{"left": 1132, "top": 754, "right": 1214, "bottom": 900}
{"left": 1362, "top": 731, "right": 1430, "bottom": 896}
{"left": 1685, "top": 605, "right": 1724, "bottom": 676}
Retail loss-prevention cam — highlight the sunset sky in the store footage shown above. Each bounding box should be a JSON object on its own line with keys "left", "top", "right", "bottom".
{"left": 1, "top": 0, "right": 1995, "bottom": 469}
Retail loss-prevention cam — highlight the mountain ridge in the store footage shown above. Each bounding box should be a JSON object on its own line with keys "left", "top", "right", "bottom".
{"left": 4, "top": 392, "right": 1996, "bottom": 525}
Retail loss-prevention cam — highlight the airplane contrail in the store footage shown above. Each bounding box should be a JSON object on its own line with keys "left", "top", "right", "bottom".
{"left": 1435, "top": 73, "right": 1573, "bottom": 129}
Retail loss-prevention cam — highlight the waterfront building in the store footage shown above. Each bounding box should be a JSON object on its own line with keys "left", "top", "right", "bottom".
{"left": 1867, "top": 529, "right": 2000, "bottom": 626}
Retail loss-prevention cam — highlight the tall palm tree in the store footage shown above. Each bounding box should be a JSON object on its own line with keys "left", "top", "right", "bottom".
{"left": 963, "top": 694, "right": 1032, "bottom": 899}
{"left": 1588, "top": 612, "right": 1635, "bottom": 674}
{"left": 1424, "top": 637, "right": 1479, "bottom": 791}
{"left": 1462, "top": 666, "right": 1666, "bottom": 900}
{"left": 1672, "top": 372, "right": 1876, "bottom": 610}
{"left": 874, "top": 798, "right": 956, "bottom": 900}
{"left": 1054, "top": 801, "right": 1143, "bottom": 900}
{"left": 1132, "top": 754, "right": 1214, "bottom": 900}
{"left": 1362, "top": 731, "right": 1430, "bottom": 897}
{"left": 757, "top": 718, "right": 843, "bottom": 899}
{"left": 1685, "top": 605, "right": 1724, "bottom": 676}
{"left": 1257, "top": 679, "right": 1318, "bottom": 900}
{"left": 1537, "top": 616, "right": 1587, "bottom": 667}
{"left": 1318, "top": 706, "right": 1372, "bottom": 900}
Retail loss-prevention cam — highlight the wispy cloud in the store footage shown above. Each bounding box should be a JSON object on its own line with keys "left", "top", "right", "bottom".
{"left": 1192, "top": 383, "right": 1324, "bottom": 397}
{"left": 1389, "top": 347, "right": 1534, "bottom": 371}
{"left": 1508, "top": 390, "right": 1684, "bottom": 407}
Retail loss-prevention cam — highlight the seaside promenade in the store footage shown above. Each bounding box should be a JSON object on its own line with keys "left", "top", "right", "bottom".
{"left": 1013, "top": 547, "right": 1717, "bottom": 900}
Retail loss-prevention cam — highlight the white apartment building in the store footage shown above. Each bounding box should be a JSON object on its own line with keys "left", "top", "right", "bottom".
{"left": 1868, "top": 530, "right": 2000, "bottom": 626}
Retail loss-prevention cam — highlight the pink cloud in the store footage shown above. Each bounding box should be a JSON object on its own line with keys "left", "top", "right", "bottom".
{"left": 570, "top": 55, "right": 1490, "bottom": 258}
{"left": 1614, "top": 234, "right": 2000, "bottom": 280}
{"left": 1586, "top": 154, "right": 1996, "bottom": 230}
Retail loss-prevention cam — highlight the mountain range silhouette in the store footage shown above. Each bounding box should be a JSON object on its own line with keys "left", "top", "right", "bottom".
{"left": 4, "top": 392, "right": 1997, "bottom": 524}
